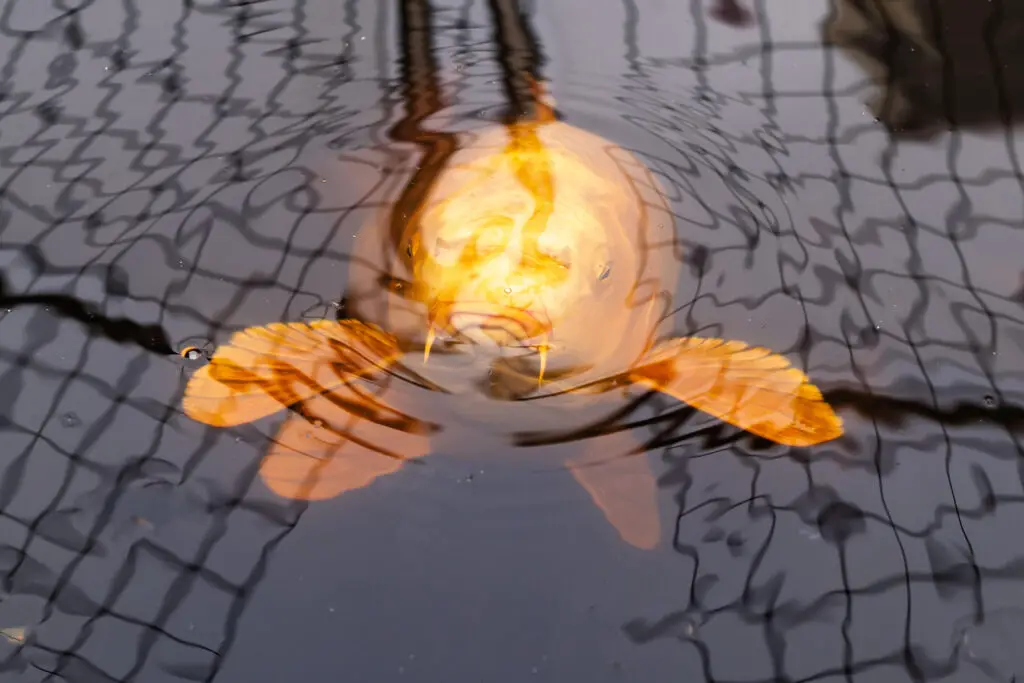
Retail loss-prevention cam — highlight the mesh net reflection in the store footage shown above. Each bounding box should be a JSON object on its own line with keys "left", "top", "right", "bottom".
{"left": 1, "top": 0, "right": 1024, "bottom": 681}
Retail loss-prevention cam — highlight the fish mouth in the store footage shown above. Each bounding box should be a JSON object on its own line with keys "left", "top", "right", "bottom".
{"left": 432, "top": 301, "right": 551, "bottom": 346}
{"left": 424, "top": 301, "right": 554, "bottom": 384}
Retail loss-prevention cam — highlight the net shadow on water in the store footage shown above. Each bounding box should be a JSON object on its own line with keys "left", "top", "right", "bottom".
{"left": 616, "top": 1, "right": 1024, "bottom": 682}
{"left": 1, "top": 0, "right": 1024, "bottom": 681}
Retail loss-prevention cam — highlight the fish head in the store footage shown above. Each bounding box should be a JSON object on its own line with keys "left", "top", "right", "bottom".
{"left": 407, "top": 122, "right": 677, "bottom": 384}
{"left": 345, "top": 121, "right": 679, "bottom": 394}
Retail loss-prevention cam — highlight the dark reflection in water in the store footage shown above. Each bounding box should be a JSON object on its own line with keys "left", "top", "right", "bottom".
{"left": 2, "top": 0, "right": 1024, "bottom": 682}
{"left": 824, "top": 0, "right": 1024, "bottom": 137}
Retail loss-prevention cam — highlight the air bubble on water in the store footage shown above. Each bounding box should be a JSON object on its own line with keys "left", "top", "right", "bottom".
{"left": 504, "top": 287, "right": 512, "bottom": 294}
{"left": 179, "top": 343, "right": 209, "bottom": 362}
{"left": 60, "top": 412, "right": 81, "bottom": 428}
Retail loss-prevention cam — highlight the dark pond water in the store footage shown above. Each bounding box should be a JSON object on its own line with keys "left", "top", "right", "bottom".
{"left": 3, "top": 0, "right": 1024, "bottom": 681}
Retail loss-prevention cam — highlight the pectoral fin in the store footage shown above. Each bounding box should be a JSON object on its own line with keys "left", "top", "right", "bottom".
{"left": 183, "top": 319, "right": 400, "bottom": 427}
{"left": 566, "top": 431, "right": 661, "bottom": 550}
{"left": 259, "top": 391, "right": 433, "bottom": 501}
{"left": 629, "top": 337, "right": 843, "bottom": 447}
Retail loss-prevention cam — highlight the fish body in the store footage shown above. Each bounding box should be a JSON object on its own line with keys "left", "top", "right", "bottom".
{"left": 182, "top": 121, "right": 843, "bottom": 549}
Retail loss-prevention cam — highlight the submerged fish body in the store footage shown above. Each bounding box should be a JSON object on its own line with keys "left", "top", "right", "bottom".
{"left": 182, "top": 121, "right": 844, "bottom": 550}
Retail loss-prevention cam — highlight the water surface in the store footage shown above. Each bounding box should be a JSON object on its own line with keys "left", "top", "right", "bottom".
{"left": 2, "top": 0, "right": 1024, "bottom": 681}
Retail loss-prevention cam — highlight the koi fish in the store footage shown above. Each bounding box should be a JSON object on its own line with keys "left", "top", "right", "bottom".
{"left": 182, "top": 120, "right": 843, "bottom": 549}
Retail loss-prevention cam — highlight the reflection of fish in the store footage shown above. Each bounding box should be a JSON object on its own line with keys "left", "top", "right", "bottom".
{"left": 182, "top": 120, "right": 843, "bottom": 550}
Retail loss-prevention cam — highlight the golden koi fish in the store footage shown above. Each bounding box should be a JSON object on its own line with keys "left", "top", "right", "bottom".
{"left": 182, "top": 120, "right": 843, "bottom": 550}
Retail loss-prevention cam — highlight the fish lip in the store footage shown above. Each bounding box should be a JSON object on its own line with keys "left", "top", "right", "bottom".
{"left": 433, "top": 300, "right": 551, "bottom": 343}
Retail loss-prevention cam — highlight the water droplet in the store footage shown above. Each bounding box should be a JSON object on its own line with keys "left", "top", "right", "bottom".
{"left": 60, "top": 413, "right": 81, "bottom": 428}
